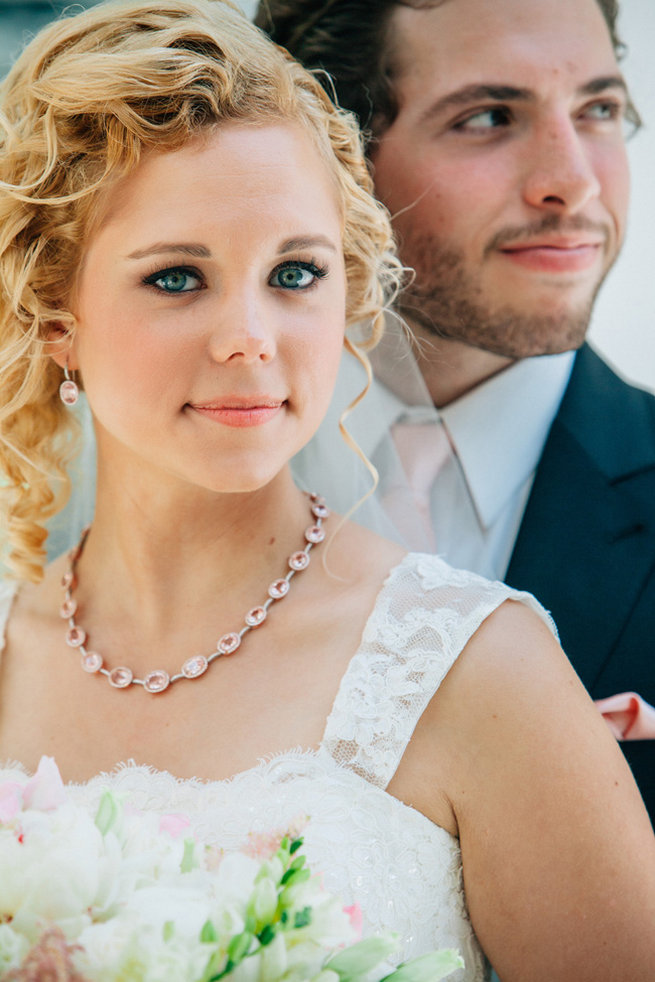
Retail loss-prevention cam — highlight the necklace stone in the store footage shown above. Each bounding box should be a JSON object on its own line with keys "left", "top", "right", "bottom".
{"left": 61, "top": 493, "right": 329, "bottom": 694}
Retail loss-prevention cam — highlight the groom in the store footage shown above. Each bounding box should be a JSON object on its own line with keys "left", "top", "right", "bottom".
{"left": 255, "top": 0, "right": 655, "bottom": 822}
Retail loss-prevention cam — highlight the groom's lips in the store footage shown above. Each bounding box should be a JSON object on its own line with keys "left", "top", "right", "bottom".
{"left": 498, "top": 236, "right": 604, "bottom": 273}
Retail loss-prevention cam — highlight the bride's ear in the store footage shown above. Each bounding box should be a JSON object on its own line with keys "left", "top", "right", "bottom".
{"left": 46, "top": 323, "right": 78, "bottom": 370}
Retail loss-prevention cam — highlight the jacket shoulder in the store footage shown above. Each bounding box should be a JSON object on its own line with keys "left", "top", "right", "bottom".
{"left": 557, "top": 344, "right": 655, "bottom": 478}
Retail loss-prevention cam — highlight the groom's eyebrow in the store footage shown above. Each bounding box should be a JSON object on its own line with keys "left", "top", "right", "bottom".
{"left": 126, "top": 242, "right": 212, "bottom": 259}
{"left": 419, "top": 75, "right": 628, "bottom": 124}
{"left": 418, "top": 83, "right": 532, "bottom": 125}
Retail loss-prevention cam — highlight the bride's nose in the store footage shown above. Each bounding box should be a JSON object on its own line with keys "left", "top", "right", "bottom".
{"left": 206, "top": 293, "right": 276, "bottom": 364}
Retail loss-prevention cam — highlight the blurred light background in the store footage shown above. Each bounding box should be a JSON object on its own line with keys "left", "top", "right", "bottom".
{"left": 1, "top": 0, "right": 653, "bottom": 392}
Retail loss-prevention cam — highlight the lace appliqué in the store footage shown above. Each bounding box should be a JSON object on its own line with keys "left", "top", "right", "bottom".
{"left": 323, "top": 552, "right": 555, "bottom": 789}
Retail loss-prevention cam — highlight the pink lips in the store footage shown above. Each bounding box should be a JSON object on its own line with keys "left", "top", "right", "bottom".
{"left": 499, "top": 238, "right": 603, "bottom": 273}
{"left": 189, "top": 399, "right": 284, "bottom": 428}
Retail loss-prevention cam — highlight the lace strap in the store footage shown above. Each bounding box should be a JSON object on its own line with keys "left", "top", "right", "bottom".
{"left": 322, "top": 553, "right": 555, "bottom": 789}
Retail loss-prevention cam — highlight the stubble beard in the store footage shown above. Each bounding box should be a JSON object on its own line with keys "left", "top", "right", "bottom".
{"left": 396, "top": 234, "right": 609, "bottom": 359}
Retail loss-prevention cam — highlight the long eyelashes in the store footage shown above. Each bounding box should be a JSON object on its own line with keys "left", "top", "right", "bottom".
{"left": 581, "top": 99, "right": 625, "bottom": 122}
{"left": 142, "top": 265, "right": 204, "bottom": 293}
{"left": 141, "top": 259, "right": 330, "bottom": 295}
{"left": 450, "top": 99, "right": 626, "bottom": 135}
{"left": 269, "top": 259, "right": 329, "bottom": 291}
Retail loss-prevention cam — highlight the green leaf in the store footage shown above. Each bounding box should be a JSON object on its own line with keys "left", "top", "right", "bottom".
{"left": 289, "top": 837, "right": 304, "bottom": 854}
{"left": 196, "top": 948, "right": 225, "bottom": 982}
{"left": 162, "top": 921, "right": 175, "bottom": 943}
{"left": 199, "top": 920, "right": 218, "bottom": 944}
{"left": 258, "top": 924, "right": 276, "bottom": 946}
{"left": 380, "top": 949, "right": 465, "bottom": 982}
{"left": 180, "top": 838, "right": 196, "bottom": 873}
{"left": 226, "top": 930, "right": 253, "bottom": 965}
{"left": 280, "top": 875, "right": 311, "bottom": 907}
{"left": 250, "top": 876, "right": 278, "bottom": 924}
{"left": 280, "top": 866, "right": 311, "bottom": 889}
{"left": 325, "top": 936, "right": 399, "bottom": 980}
{"left": 293, "top": 906, "right": 312, "bottom": 929}
{"left": 94, "top": 791, "right": 121, "bottom": 836}
{"left": 280, "top": 855, "right": 306, "bottom": 885}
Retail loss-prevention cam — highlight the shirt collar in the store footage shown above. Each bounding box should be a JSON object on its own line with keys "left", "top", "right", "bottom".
{"left": 439, "top": 352, "right": 575, "bottom": 528}
{"left": 355, "top": 321, "right": 575, "bottom": 529}
{"left": 353, "top": 324, "right": 440, "bottom": 454}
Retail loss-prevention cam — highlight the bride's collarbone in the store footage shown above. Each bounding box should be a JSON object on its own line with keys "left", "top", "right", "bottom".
{"left": 0, "top": 650, "right": 324, "bottom": 785}
{"left": 0, "top": 527, "right": 403, "bottom": 784}
{"left": 0, "top": 568, "right": 370, "bottom": 785}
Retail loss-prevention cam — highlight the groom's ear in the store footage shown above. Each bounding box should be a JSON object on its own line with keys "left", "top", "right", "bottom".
{"left": 46, "top": 322, "right": 78, "bottom": 370}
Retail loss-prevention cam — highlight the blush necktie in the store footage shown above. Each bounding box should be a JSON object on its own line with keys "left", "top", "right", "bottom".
{"left": 386, "top": 420, "right": 453, "bottom": 551}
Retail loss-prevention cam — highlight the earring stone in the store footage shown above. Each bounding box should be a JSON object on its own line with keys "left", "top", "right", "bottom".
{"left": 59, "top": 365, "right": 79, "bottom": 406}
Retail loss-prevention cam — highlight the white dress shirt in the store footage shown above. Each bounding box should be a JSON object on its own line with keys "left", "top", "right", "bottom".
{"left": 292, "top": 330, "right": 574, "bottom": 580}
{"left": 433, "top": 351, "right": 573, "bottom": 578}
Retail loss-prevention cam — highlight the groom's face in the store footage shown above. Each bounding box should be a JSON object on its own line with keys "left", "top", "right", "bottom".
{"left": 370, "top": 0, "right": 630, "bottom": 358}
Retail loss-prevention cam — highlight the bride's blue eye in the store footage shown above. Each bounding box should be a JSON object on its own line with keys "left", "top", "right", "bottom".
{"left": 143, "top": 267, "right": 203, "bottom": 293}
{"left": 269, "top": 261, "right": 327, "bottom": 290}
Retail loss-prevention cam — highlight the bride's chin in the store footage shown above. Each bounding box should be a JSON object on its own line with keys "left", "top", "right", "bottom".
{"left": 185, "top": 464, "right": 295, "bottom": 499}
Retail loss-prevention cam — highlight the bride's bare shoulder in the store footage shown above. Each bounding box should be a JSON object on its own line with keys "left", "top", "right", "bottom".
{"left": 323, "top": 515, "right": 407, "bottom": 583}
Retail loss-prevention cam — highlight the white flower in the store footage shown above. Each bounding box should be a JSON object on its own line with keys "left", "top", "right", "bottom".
{"left": 22, "top": 755, "right": 68, "bottom": 811}
{"left": 0, "top": 923, "right": 29, "bottom": 973}
{"left": 1, "top": 800, "right": 105, "bottom": 937}
{"left": 0, "top": 758, "right": 463, "bottom": 982}
{"left": 0, "top": 782, "right": 23, "bottom": 823}
{"left": 76, "top": 915, "right": 213, "bottom": 982}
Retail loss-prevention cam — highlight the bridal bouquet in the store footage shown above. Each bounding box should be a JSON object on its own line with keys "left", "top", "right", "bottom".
{"left": 0, "top": 757, "right": 463, "bottom": 982}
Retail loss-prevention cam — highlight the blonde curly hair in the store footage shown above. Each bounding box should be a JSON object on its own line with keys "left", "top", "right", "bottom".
{"left": 0, "top": 0, "right": 401, "bottom": 582}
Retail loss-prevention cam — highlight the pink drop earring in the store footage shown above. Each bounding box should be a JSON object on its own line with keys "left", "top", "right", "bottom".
{"left": 59, "top": 362, "right": 79, "bottom": 407}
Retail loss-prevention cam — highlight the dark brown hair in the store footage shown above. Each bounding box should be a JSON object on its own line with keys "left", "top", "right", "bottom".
{"left": 255, "top": 0, "right": 638, "bottom": 142}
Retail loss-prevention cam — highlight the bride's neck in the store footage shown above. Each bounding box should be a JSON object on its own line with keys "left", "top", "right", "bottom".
{"left": 75, "top": 466, "right": 312, "bottom": 632}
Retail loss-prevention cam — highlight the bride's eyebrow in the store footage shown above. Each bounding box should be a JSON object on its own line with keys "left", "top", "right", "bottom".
{"left": 125, "top": 238, "right": 337, "bottom": 260}
{"left": 277, "top": 235, "right": 337, "bottom": 254}
{"left": 126, "top": 242, "right": 212, "bottom": 260}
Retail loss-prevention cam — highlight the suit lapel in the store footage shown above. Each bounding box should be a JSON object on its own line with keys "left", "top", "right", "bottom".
{"left": 506, "top": 345, "right": 655, "bottom": 693}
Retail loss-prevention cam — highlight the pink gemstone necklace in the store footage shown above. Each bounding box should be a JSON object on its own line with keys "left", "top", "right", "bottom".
{"left": 60, "top": 493, "right": 329, "bottom": 695}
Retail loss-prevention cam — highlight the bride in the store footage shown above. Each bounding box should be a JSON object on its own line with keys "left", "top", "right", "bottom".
{"left": 0, "top": 1, "right": 653, "bottom": 979}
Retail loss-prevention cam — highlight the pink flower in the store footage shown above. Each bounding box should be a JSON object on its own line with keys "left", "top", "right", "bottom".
{"left": 22, "top": 757, "right": 67, "bottom": 812}
{"left": 159, "top": 813, "right": 191, "bottom": 838}
{"left": 0, "top": 782, "right": 23, "bottom": 823}
{"left": 2, "top": 926, "right": 88, "bottom": 982}
{"left": 242, "top": 815, "right": 309, "bottom": 859}
{"left": 242, "top": 829, "right": 285, "bottom": 860}
{"left": 344, "top": 903, "right": 363, "bottom": 939}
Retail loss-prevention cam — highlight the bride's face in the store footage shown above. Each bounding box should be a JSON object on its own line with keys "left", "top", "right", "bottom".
{"left": 68, "top": 122, "right": 347, "bottom": 495}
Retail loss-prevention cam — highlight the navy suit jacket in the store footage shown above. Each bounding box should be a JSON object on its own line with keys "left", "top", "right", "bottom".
{"left": 506, "top": 343, "right": 655, "bottom": 824}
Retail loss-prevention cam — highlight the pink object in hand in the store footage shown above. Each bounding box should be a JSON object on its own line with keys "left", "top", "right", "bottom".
{"left": 595, "top": 692, "right": 655, "bottom": 740}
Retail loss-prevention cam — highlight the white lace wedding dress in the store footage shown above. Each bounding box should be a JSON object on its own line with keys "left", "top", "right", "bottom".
{"left": 0, "top": 553, "right": 554, "bottom": 981}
